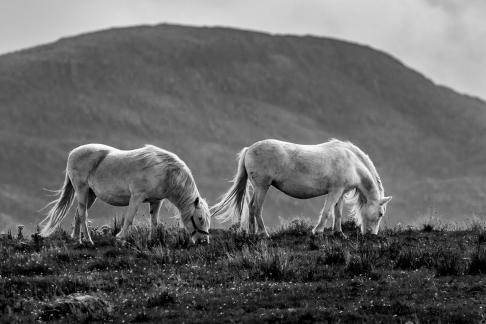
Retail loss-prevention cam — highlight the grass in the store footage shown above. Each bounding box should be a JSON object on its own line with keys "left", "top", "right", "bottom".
{"left": 1, "top": 219, "right": 485, "bottom": 323}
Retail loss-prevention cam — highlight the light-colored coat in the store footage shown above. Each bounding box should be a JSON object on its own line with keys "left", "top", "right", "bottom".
{"left": 212, "top": 139, "right": 391, "bottom": 236}
{"left": 40, "top": 144, "right": 210, "bottom": 244}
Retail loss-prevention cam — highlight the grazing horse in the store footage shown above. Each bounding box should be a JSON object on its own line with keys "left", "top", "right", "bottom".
{"left": 39, "top": 144, "right": 210, "bottom": 244}
{"left": 211, "top": 139, "right": 391, "bottom": 236}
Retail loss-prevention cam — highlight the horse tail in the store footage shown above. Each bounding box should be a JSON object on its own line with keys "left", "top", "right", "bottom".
{"left": 39, "top": 172, "right": 75, "bottom": 237}
{"left": 211, "top": 147, "right": 249, "bottom": 223}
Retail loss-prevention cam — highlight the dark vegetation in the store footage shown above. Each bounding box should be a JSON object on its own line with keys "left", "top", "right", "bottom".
{"left": 1, "top": 24, "right": 486, "bottom": 230}
{"left": 1, "top": 219, "right": 485, "bottom": 323}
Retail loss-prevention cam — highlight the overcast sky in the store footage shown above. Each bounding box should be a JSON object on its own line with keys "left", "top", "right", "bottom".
{"left": 0, "top": 0, "right": 485, "bottom": 100}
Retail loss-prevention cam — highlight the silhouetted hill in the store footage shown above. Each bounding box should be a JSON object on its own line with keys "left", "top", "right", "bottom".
{"left": 1, "top": 24, "right": 486, "bottom": 231}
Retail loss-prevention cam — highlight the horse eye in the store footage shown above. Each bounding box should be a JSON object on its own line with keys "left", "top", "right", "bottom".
{"left": 199, "top": 216, "right": 203, "bottom": 222}
{"left": 379, "top": 212, "right": 384, "bottom": 218}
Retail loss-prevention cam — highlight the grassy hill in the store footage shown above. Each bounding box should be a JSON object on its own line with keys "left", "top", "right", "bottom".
{"left": 1, "top": 24, "right": 486, "bottom": 231}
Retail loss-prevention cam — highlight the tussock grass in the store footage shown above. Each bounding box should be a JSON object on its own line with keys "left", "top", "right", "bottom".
{"left": 40, "top": 293, "right": 112, "bottom": 321}
{"left": 434, "top": 250, "right": 466, "bottom": 276}
{"left": 226, "top": 241, "right": 292, "bottom": 281}
{"left": 146, "top": 288, "right": 177, "bottom": 307}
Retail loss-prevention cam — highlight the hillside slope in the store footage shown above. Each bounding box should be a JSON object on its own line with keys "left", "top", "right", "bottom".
{"left": 1, "top": 24, "right": 486, "bottom": 230}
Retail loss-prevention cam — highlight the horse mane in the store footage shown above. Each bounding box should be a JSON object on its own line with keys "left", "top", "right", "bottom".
{"left": 329, "top": 139, "right": 384, "bottom": 195}
{"left": 135, "top": 145, "right": 200, "bottom": 220}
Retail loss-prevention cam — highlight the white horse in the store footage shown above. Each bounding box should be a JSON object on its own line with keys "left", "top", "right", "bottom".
{"left": 39, "top": 144, "right": 210, "bottom": 244}
{"left": 211, "top": 139, "right": 391, "bottom": 237}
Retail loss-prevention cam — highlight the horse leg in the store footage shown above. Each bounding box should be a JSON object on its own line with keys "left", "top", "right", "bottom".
{"left": 74, "top": 185, "right": 94, "bottom": 245}
{"left": 116, "top": 194, "right": 144, "bottom": 239}
{"left": 71, "top": 209, "right": 81, "bottom": 240}
{"left": 312, "top": 189, "right": 344, "bottom": 235}
{"left": 248, "top": 194, "right": 257, "bottom": 234}
{"left": 333, "top": 196, "right": 347, "bottom": 239}
{"left": 149, "top": 200, "right": 162, "bottom": 240}
{"left": 251, "top": 185, "right": 270, "bottom": 237}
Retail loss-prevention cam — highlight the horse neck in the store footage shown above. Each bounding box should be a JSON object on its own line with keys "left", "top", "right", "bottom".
{"left": 358, "top": 170, "right": 382, "bottom": 204}
{"left": 348, "top": 143, "right": 384, "bottom": 197}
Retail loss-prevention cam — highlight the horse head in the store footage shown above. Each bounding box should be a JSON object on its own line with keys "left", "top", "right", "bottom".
{"left": 360, "top": 196, "right": 392, "bottom": 234}
{"left": 183, "top": 197, "right": 211, "bottom": 244}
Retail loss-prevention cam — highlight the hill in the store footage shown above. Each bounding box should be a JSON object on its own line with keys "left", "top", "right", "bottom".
{"left": 1, "top": 24, "right": 486, "bottom": 231}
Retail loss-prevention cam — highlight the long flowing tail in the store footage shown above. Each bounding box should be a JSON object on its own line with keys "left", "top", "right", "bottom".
{"left": 211, "top": 147, "right": 249, "bottom": 223}
{"left": 39, "top": 172, "right": 75, "bottom": 237}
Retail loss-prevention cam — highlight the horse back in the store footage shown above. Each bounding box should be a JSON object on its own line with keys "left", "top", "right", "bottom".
{"left": 66, "top": 144, "right": 114, "bottom": 179}
{"left": 245, "top": 139, "right": 358, "bottom": 192}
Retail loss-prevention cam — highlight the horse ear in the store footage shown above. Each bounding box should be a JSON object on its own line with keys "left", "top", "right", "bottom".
{"left": 194, "top": 197, "right": 199, "bottom": 207}
{"left": 379, "top": 196, "right": 392, "bottom": 206}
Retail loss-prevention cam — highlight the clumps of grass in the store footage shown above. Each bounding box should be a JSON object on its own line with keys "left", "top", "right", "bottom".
{"left": 277, "top": 219, "right": 313, "bottom": 237}
{"left": 344, "top": 241, "right": 380, "bottom": 277}
{"left": 39, "top": 293, "right": 112, "bottom": 322}
{"left": 146, "top": 288, "right": 177, "bottom": 307}
{"left": 394, "top": 246, "right": 434, "bottom": 270}
{"left": 420, "top": 209, "right": 443, "bottom": 232}
{"left": 422, "top": 223, "right": 435, "bottom": 232}
{"left": 434, "top": 250, "right": 466, "bottom": 276}
{"left": 307, "top": 238, "right": 320, "bottom": 251}
{"left": 479, "top": 231, "right": 486, "bottom": 244}
{"left": 345, "top": 255, "right": 375, "bottom": 276}
{"left": 0, "top": 252, "right": 55, "bottom": 276}
{"left": 341, "top": 219, "right": 360, "bottom": 232}
{"left": 226, "top": 241, "right": 291, "bottom": 281}
{"left": 149, "top": 246, "right": 192, "bottom": 265}
{"left": 125, "top": 224, "right": 192, "bottom": 251}
{"left": 83, "top": 257, "right": 131, "bottom": 272}
{"left": 468, "top": 248, "right": 486, "bottom": 274}
{"left": 361, "top": 300, "right": 413, "bottom": 316}
{"left": 468, "top": 231, "right": 486, "bottom": 274}
{"left": 322, "top": 244, "right": 350, "bottom": 265}
{"left": 394, "top": 246, "right": 467, "bottom": 275}
{"left": 131, "top": 312, "right": 151, "bottom": 322}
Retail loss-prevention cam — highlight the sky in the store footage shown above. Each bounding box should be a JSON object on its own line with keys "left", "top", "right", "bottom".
{"left": 0, "top": 0, "right": 485, "bottom": 100}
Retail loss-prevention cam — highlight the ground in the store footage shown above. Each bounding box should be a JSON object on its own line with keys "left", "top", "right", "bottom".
{"left": 1, "top": 220, "right": 485, "bottom": 323}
